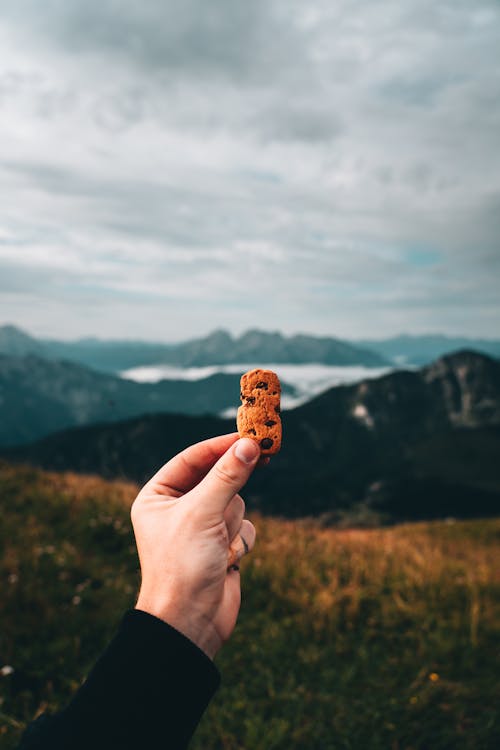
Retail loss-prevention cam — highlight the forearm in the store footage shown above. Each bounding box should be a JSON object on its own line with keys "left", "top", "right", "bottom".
{"left": 18, "top": 610, "right": 220, "bottom": 750}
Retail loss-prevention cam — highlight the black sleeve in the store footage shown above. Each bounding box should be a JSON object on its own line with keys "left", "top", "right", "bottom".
{"left": 18, "top": 609, "right": 221, "bottom": 750}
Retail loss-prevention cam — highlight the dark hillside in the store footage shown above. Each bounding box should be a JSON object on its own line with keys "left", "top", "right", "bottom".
{"left": 5, "top": 350, "right": 500, "bottom": 523}
{"left": 3, "top": 413, "right": 227, "bottom": 482}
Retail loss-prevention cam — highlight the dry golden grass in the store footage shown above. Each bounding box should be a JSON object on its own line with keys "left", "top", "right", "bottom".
{"left": 1, "top": 462, "right": 499, "bottom": 749}
{"left": 250, "top": 516, "right": 499, "bottom": 637}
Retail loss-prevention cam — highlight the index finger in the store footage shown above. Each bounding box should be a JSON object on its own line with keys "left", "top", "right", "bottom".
{"left": 147, "top": 433, "right": 240, "bottom": 496}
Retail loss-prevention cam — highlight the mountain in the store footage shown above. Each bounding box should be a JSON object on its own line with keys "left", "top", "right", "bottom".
{"left": 3, "top": 324, "right": 500, "bottom": 373}
{"left": 5, "top": 350, "right": 500, "bottom": 524}
{"left": 0, "top": 324, "right": 46, "bottom": 356}
{"left": 354, "top": 334, "right": 500, "bottom": 366}
{"left": 152, "top": 328, "right": 388, "bottom": 368}
{"left": 0, "top": 324, "right": 388, "bottom": 372}
{"left": 0, "top": 325, "right": 177, "bottom": 372}
{"left": 0, "top": 353, "right": 295, "bottom": 448}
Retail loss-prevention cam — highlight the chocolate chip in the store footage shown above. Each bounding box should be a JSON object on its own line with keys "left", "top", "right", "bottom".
{"left": 255, "top": 381, "right": 268, "bottom": 390}
{"left": 246, "top": 396, "right": 256, "bottom": 405}
{"left": 260, "top": 438, "right": 273, "bottom": 450}
{"left": 247, "top": 428, "right": 257, "bottom": 435}
{"left": 275, "top": 405, "right": 281, "bottom": 413}
{"left": 264, "top": 420, "right": 276, "bottom": 427}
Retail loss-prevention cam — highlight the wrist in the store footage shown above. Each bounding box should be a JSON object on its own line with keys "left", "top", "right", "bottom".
{"left": 135, "top": 592, "right": 221, "bottom": 660}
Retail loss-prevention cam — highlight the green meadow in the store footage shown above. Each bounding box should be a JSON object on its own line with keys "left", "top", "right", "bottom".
{"left": 1, "top": 461, "right": 499, "bottom": 749}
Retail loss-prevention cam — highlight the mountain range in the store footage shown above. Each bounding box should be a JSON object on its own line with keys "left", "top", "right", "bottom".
{"left": 5, "top": 350, "right": 499, "bottom": 524}
{"left": 2, "top": 324, "right": 500, "bottom": 373}
{"left": 0, "top": 325, "right": 387, "bottom": 372}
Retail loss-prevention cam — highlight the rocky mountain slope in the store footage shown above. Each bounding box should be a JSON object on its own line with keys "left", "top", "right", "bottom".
{"left": 5, "top": 350, "right": 499, "bottom": 523}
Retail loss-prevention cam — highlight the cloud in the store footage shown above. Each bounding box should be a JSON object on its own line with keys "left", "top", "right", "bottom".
{"left": 0, "top": 0, "right": 307, "bottom": 85}
{"left": 0, "top": 0, "right": 499, "bottom": 340}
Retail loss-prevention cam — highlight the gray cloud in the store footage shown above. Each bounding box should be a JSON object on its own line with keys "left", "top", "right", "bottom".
{"left": 0, "top": 0, "right": 499, "bottom": 340}
{"left": 1, "top": 0, "right": 307, "bottom": 84}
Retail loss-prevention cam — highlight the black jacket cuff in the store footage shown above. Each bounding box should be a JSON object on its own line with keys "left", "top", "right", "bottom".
{"left": 19, "top": 609, "right": 221, "bottom": 749}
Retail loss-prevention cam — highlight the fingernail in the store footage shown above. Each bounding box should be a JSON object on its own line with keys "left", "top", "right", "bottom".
{"left": 234, "top": 438, "right": 260, "bottom": 464}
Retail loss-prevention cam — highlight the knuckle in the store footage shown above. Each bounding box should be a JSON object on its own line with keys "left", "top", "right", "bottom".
{"left": 214, "top": 461, "right": 240, "bottom": 489}
{"left": 217, "top": 523, "right": 229, "bottom": 546}
{"left": 241, "top": 520, "right": 256, "bottom": 546}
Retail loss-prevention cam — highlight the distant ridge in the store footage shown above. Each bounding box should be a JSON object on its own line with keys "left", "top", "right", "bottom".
{"left": 2, "top": 324, "right": 500, "bottom": 373}
{"left": 5, "top": 350, "right": 500, "bottom": 524}
{"left": 355, "top": 334, "right": 500, "bottom": 366}
{"left": 155, "top": 328, "right": 388, "bottom": 368}
{"left": 0, "top": 324, "right": 387, "bottom": 372}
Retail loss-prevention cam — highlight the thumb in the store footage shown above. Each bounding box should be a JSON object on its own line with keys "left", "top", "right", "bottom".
{"left": 185, "top": 438, "right": 260, "bottom": 518}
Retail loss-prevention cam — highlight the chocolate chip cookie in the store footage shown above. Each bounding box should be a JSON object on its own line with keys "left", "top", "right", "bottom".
{"left": 236, "top": 368, "right": 282, "bottom": 455}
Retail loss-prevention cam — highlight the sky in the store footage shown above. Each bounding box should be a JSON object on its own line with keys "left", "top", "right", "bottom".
{"left": 0, "top": 0, "right": 499, "bottom": 342}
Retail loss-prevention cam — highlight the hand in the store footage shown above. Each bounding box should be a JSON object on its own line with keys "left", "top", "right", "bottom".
{"left": 131, "top": 433, "right": 259, "bottom": 659}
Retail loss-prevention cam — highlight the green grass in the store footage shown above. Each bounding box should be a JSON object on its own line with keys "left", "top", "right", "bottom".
{"left": 1, "top": 461, "right": 499, "bottom": 749}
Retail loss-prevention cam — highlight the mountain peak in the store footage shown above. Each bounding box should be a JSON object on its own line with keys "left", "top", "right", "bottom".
{"left": 238, "top": 329, "right": 283, "bottom": 343}
{"left": 0, "top": 324, "right": 44, "bottom": 355}
{"left": 204, "top": 329, "right": 233, "bottom": 343}
{"left": 0, "top": 323, "right": 34, "bottom": 338}
{"left": 423, "top": 349, "right": 500, "bottom": 428}
{"left": 424, "top": 348, "right": 499, "bottom": 381}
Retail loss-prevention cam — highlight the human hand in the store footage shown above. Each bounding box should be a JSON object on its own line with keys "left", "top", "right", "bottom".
{"left": 131, "top": 433, "right": 259, "bottom": 659}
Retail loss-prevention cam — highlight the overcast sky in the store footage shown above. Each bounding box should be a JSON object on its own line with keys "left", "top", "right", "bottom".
{"left": 0, "top": 0, "right": 499, "bottom": 342}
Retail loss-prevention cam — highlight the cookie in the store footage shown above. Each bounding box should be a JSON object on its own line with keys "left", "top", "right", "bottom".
{"left": 236, "top": 368, "right": 282, "bottom": 455}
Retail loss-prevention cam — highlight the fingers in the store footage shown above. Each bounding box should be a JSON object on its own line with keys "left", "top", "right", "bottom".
{"left": 224, "top": 494, "right": 245, "bottom": 543}
{"left": 227, "top": 520, "right": 256, "bottom": 567}
{"left": 186, "top": 438, "right": 260, "bottom": 517}
{"left": 147, "top": 433, "right": 240, "bottom": 496}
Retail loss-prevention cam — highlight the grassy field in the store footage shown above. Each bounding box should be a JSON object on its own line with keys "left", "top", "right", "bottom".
{"left": 0, "top": 461, "right": 499, "bottom": 749}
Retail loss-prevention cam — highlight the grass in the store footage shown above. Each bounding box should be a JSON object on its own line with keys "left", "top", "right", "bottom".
{"left": 0, "top": 461, "right": 499, "bottom": 749}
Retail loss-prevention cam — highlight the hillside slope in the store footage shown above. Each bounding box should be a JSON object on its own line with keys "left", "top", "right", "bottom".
{"left": 0, "top": 354, "right": 294, "bottom": 447}
{"left": 0, "top": 463, "right": 498, "bottom": 749}
{"left": 5, "top": 350, "right": 500, "bottom": 523}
